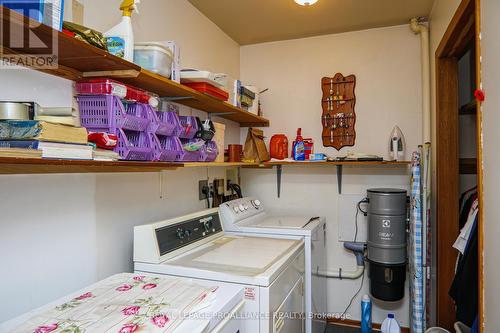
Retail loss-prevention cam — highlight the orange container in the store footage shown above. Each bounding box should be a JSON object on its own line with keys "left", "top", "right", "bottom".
{"left": 270, "top": 134, "right": 289, "bottom": 160}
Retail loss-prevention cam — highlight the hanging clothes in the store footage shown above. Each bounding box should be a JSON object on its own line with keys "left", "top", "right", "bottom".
{"left": 449, "top": 188, "right": 478, "bottom": 327}
{"left": 410, "top": 151, "right": 424, "bottom": 333}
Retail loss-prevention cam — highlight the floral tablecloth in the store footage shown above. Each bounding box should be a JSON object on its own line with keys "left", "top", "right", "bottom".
{"left": 10, "top": 273, "right": 215, "bottom": 333}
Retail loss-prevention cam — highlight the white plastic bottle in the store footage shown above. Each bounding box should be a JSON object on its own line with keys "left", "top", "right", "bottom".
{"left": 105, "top": 0, "right": 140, "bottom": 62}
{"left": 381, "top": 314, "right": 401, "bottom": 333}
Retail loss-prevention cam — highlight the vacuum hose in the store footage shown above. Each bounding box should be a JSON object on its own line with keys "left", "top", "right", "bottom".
{"left": 315, "top": 242, "right": 366, "bottom": 279}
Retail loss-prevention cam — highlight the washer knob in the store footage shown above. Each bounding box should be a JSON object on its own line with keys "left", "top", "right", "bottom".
{"left": 204, "top": 221, "right": 213, "bottom": 232}
{"left": 233, "top": 206, "right": 240, "bottom": 213}
{"left": 176, "top": 228, "right": 185, "bottom": 239}
{"left": 254, "top": 200, "right": 261, "bottom": 206}
{"left": 238, "top": 204, "right": 245, "bottom": 211}
{"left": 184, "top": 229, "right": 192, "bottom": 237}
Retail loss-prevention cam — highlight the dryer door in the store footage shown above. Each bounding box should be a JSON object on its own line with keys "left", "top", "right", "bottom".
{"left": 273, "top": 277, "right": 304, "bottom": 333}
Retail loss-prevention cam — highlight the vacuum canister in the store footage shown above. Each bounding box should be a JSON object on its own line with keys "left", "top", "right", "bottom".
{"left": 366, "top": 188, "right": 408, "bottom": 301}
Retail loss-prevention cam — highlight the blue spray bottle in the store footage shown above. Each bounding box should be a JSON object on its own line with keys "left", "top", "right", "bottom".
{"left": 361, "top": 294, "right": 372, "bottom": 333}
{"left": 292, "top": 128, "right": 305, "bottom": 161}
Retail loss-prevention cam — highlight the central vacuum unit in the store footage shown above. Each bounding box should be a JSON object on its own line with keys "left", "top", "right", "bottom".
{"left": 366, "top": 188, "right": 408, "bottom": 301}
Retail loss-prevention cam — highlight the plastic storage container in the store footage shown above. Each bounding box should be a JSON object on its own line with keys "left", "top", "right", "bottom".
{"left": 76, "top": 79, "right": 155, "bottom": 104}
{"left": 177, "top": 139, "right": 207, "bottom": 162}
{"left": 77, "top": 95, "right": 149, "bottom": 132}
{"left": 76, "top": 79, "right": 127, "bottom": 98}
{"left": 150, "top": 133, "right": 184, "bottom": 162}
{"left": 205, "top": 141, "right": 218, "bottom": 162}
{"left": 178, "top": 116, "right": 200, "bottom": 139}
{"left": 134, "top": 42, "right": 173, "bottom": 78}
{"left": 147, "top": 108, "right": 182, "bottom": 137}
{"left": 116, "top": 129, "right": 153, "bottom": 161}
{"left": 183, "top": 82, "right": 229, "bottom": 101}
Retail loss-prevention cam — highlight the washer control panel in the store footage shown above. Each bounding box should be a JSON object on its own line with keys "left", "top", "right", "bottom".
{"left": 219, "top": 197, "right": 265, "bottom": 224}
{"left": 155, "top": 212, "right": 222, "bottom": 256}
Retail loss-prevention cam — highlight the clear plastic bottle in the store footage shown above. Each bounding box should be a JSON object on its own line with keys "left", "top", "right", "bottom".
{"left": 381, "top": 313, "right": 401, "bottom": 333}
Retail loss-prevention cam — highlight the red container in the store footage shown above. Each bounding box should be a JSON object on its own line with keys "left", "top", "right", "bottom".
{"left": 183, "top": 82, "right": 229, "bottom": 101}
{"left": 270, "top": 134, "right": 289, "bottom": 160}
{"left": 76, "top": 79, "right": 154, "bottom": 104}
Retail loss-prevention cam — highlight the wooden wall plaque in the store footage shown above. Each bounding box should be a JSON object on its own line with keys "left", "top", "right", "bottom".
{"left": 321, "top": 73, "right": 356, "bottom": 150}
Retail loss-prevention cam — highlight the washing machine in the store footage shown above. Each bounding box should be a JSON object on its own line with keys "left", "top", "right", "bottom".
{"left": 134, "top": 208, "right": 306, "bottom": 333}
{"left": 219, "top": 197, "right": 327, "bottom": 333}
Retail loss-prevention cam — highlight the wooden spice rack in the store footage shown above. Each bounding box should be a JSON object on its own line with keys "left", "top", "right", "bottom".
{"left": 321, "top": 73, "right": 357, "bottom": 150}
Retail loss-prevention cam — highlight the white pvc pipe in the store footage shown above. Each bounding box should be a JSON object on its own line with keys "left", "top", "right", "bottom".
{"left": 410, "top": 18, "right": 431, "bottom": 143}
{"left": 316, "top": 265, "right": 365, "bottom": 279}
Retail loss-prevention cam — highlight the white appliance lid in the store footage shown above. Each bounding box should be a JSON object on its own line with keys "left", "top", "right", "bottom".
{"left": 243, "top": 216, "right": 315, "bottom": 229}
{"left": 167, "top": 236, "right": 301, "bottom": 276}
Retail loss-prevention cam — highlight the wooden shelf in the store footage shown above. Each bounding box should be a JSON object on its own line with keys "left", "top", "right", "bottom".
{"left": 260, "top": 160, "right": 410, "bottom": 167}
{"left": 459, "top": 158, "right": 477, "bottom": 174}
{"left": 459, "top": 101, "right": 477, "bottom": 115}
{"left": 0, "top": 157, "right": 179, "bottom": 174}
{"left": 0, "top": 158, "right": 410, "bottom": 175}
{"left": 0, "top": 6, "right": 269, "bottom": 127}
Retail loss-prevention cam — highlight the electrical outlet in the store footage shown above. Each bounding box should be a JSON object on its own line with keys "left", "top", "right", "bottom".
{"left": 199, "top": 180, "right": 209, "bottom": 200}
{"left": 225, "top": 168, "right": 239, "bottom": 196}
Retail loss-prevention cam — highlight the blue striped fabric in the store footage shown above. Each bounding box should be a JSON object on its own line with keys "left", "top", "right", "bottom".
{"left": 410, "top": 151, "right": 424, "bottom": 333}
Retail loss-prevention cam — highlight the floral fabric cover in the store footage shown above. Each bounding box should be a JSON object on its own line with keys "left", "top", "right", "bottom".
{"left": 11, "top": 273, "right": 215, "bottom": 333}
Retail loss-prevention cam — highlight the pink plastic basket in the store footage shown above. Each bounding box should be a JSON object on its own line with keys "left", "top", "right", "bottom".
{"left": 150, "top": 134, "right": 184, "bottom": 161}
{"left": 147, "top": 107, "right": 182, "bottom": 137}
{"left": 115, "top": 129, "right": 153, "bottom": 161}
{"left": 77, "top": 95, "right": 149, "bottom": 132}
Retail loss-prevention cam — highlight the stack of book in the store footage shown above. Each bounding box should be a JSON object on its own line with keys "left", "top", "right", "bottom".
{"left": 0, "top": 120, "right": 92, "bottom": 160}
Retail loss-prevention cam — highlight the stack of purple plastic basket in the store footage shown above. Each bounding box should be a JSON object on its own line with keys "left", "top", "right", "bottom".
{"left": 76, "top": 81, "right": 185, "bottom": 161}
{"left": 177, "top": 116, "right": 218, "bottom": 162}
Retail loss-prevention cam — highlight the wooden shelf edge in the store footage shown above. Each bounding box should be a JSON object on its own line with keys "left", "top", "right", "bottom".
{"left": 0, "top": 158, "right": 178, "bottom": 174}
{"left": 261, "top": 160, "right": 411, "bottom": 167}
{"left": 0, "top": 158, "right": 410, "bottom": 175}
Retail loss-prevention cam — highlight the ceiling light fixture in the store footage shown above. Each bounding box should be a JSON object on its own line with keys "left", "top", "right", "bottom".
{"left": 294, "top": 0, "right": 318, "bottom": 6}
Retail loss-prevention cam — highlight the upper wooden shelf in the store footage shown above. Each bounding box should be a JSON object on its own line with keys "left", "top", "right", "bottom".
{"left": 0, "top": 6, "right": 269, "bottom": 127}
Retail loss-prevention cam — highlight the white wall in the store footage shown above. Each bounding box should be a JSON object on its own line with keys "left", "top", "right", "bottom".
{"left": 479, "top": 0, "right": 500, "bottom": 330}
{"left": 0, "top": 0, "right": 240, "bottom": 323}
{"left": 240, "top": 25, "right": 422, "bottom": 326}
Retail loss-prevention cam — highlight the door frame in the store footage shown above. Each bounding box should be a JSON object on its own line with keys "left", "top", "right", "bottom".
{"left": 435, "top": 0, "right": 483, "bottom": 330}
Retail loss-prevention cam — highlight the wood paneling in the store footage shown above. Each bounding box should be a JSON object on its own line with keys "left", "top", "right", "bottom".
{"left": 436, "top": 57, "right": 460, "bottom": 330}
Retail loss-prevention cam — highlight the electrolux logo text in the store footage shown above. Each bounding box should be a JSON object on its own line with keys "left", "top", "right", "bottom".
{"left": 0, "top": 1, "right": 59, "bottom": 69}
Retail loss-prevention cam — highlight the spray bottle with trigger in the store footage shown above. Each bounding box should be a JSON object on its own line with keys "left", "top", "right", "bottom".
{"left": 105, "top": 0, "right": 140, "bottom": 62}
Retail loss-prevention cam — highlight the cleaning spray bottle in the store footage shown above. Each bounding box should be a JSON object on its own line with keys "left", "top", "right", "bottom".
{"left": 361, "top": 294, "right": 372, "bottom": 333}
{"left": 105, "top": 0, "right": 140, "bottom": 62}
{"left": 292, "top": 128, "right": 305, "bottom": 161}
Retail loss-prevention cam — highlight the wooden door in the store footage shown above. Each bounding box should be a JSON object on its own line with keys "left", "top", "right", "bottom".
{"left": 435, "top": 0, "right": 483, "bottom": 330}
